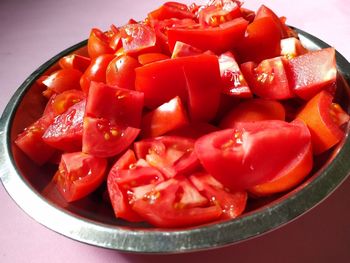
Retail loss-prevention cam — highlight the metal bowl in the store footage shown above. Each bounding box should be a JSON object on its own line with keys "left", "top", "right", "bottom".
{"left": 1, "top": 28, "right": 350, "bottom": 253}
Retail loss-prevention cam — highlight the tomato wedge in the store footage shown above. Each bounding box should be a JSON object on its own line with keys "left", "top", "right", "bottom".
{"left": 195, "top": 120, "right": 312, "bottom": 190}
{"left": 85, "top": 82, "right": 144, "bottom": 128}
{"left": 168, "top": 17, "right": 248, "bottom": 54}
{"left": 141, "top": 96, "right": 189, "bottom": 138}
{"left": 59, "top": 54, "right": 91, "bottom": 72}
{"left": 287, "top": 47, "right": 337, "bottom": 100}
{"left": 87, "top": 28, "right": 114, "bottom": 59}
{"left": 131, "top": 177, "right": 222, "bottom": 228}
{"left": 134, "top": 136, "right": 199, "bottom": 178}
{"left": 107, "top": 149, "right": 164, "bottom": 222}
{"left": 42, "top": 69, "right": 82, "bottom": 97}
{"left": 43, "top": 100, "right": 85, "bottom": 152}
{"left": 135, "top": 54, "right": 221, "bottom": 109}
{"left": 82, "top": 116, "right": 140, "bottom": 158}
{"left": 296, "top": 91, "right": 349, "bottom": 154}
{"left": 189, "top": 172, "right": 247, "bottom": 219}
{"left": 106, "top": 55, "right": 140, "bottom": 90}
{"left": 54, "top": 152, "right": 107, "bottom": 202}
{"left": 219, "top": 98, "right": 286, "bottom": 128}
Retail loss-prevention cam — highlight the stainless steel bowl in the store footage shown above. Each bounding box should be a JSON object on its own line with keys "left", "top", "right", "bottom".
{"left": 1, "top": 28, "right": 350, "bottom": 253}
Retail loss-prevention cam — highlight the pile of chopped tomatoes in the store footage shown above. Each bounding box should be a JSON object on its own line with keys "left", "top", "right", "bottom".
{"left": 15, "top": 0, "right": 349, "bottom": 228}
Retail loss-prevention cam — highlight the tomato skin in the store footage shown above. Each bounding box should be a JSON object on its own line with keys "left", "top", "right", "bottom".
{"left": 42, "top": 100, "right": 86, "bottom": 152}
{"left": 55, "top": 152, "right": 107, "bottom": 202}
{"left": 195, "top": 120, "right": 312, "bottom": 190}
{"left": 80, "top": 54, "right": 115, "bottom": 94}
{"left": 87, "top": 28, "right": 114, "bottom": 59}
{"left": 236, "top": 16, "right": 282, "bottom": 63}
{"left": 148, "top": 2, "right": 195, "bottom": 21}
{"left": 168, "top": 17, "right": 248, "bottom": 54}
{"left": 135, "top": 54, "right": 221, "bottom": 109}
{"left": 249, "top": 141, "right": 313, "bottom": 196}
{"left": 189, "top": 173, "right": 247, "bottom": 219}
{"left": 106, "top": 55, "right": 140, "bottom": 90}
{"left": 287, "top": 48, "right": 337, "bottom": 100}
{"left": 183, "top": 55, "right": 221, "bottom": 122}
{"left": 131, "top": 177, "right": 222, "bottom": 228}
{"left": 171, "top": 41, "right": 203, "bottom": 58}
{"left": 86, "top": 82, "right": 144, "bottom": 128}
{"left": 141, "top": 96, "right": 189, "bottom": 138}
{"left": 219, "top": 98, "right": 286, "bottom": 129}
{"left": 82, "top": 116, "right": 140, "bottom": 158}
{"left": 59, "top": 54, "right": 91, "bottom": 72}
{"left": 138, "top": 52, "right": 169, "bottom": 65}
{"left": 255, "top": 5, "right": 288, "bottom": 38}
{"left": 42, "top": 69, "right": 82, "bottom": 96}
{"left": 15, "top": 117, "right": 56, "bottom": 165}
{"left": 296, "top": 91, "right": 348, "bottom": 154}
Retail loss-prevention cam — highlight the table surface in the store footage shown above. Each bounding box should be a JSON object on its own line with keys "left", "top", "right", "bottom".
{"left": 1, "top": 0, "right": 349, "bottom": 262}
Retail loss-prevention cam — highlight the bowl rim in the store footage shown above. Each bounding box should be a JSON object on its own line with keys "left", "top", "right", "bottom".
{"left": 1, "top": 27, "right": 350, "bottom": 253}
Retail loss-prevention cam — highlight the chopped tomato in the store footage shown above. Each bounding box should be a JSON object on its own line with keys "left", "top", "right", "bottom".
{"left": 168, "top": 122, "right": 219, "bottom": 139}
{"left": 135, "top": 54, "right": 221, "bottom": 109}
{"left": 80, "top": 54, "right": 115, "bottom": 94}
{"left": 15, "top": 117, "right": 56, "bottom": 165}
{"left": 148, "top": 2, "right": 195, "bottom": 21}
{"left": 87, "top": 28, "right": 114, "bottom": 59}
{"left": 168, "top": 17, "right": 248, "bottom": 54}
{"left": 106, "top": 55, "right": 140, "bottom": 90}
{"left": 120, "top": 23, "right": 158, "bottom": 55}
{"left": 43, "top": 90, "right": 85, "bottom": 121}
{"left": 218, "top": 51, "right": 252, "bottom": 98}
{"left": 131, "top": 177, "right": 222, "bottom": 228}
{"left": 42, "top": 100, "right": 86, "bottom": 152}
{"left": 198, "top": 0, "right": 242, "bottom": 27}
{"left": 249, "top": 140, "right": 313, "bottom": 196}
{"left": 58, "top": 54, "right": 91, "bottom": 72}
{"left": 287, "top": 47, "right": 337, "bottom": 100}
{"left": 280, "top": 37, "right": 308, "bottom": 59}
{"left": 82, "top": 116, "right": 140, "bottom": 158}
{"left": 195, "top": 120, "right": 312, "bottom": 190}
{"left": 171, "top": 41, "right": 203, "bottom": 58}
{"left": 189, "top": 172, "right": 247, "bottom": 219}
{"left": 107, "top": 149, "right": 164, "bottom": 222}
{"left": 85, "top": 82, "right": 144, "bottom": 128}
{"left": 54, "top": 152, "right": 107, "bottom": 202}
{"left": 236, "top": 16, "right": 282, "bottom": 63}
{"left": 243, "top": 56, "right": 294, "bottom": 100}
{"left": 141, "top": 96, "right": 189, "bottom": 138}
{"left": 138, "top": 52, "right": 170, "bottom": 65}
{"left": 255, "top": 5, "right": 288, "bottom": 38}
{"left": 219, "top": 98, "right": 286, "bottom": 128}
{"left": 42, "top": 69, "right": 82, "bottom": 97}
{"left": 296, "top": 91, "right": 349, "bottom": 154}
{"left": 134, "top": 136, "right": 199, "bottom": 178}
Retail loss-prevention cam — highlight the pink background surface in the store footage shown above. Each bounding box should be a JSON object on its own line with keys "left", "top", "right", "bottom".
{"left": 0, "top": 0, "right": 349, "bottom": 262}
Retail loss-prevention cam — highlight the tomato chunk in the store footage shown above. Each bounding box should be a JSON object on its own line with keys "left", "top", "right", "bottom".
{"left": 135, "top": 54, "right": 221, "bottom": 109}
{"left": 220, "top": 98, "right": 285, "bottom": 128}
{"left": 87, "top": 28, "right": 114, "bottom": 59}
{"left": 287, "top": 48, "right": 337, "bottom": 100}
{"left": 168, "top": 17, "right": 248, "bottom": 54}
{"left": 218, "top": 51, "right": 252, "bottom": 98}
{"left": 42, "top": 69, "right": 82, "bottom": 97}
{"left": 131, "top": 177, "right": 222, "bottom": 228}
{"left": 43, "top": 100, "right": 86, "bottom": 152}
{"left": 59, "top": 54, "right": 91, "bottom": 72}
{"left": 85, "top": 82, "right": 144, "bottom": 128}
{"left": 134, "top": 136, "right": 199, "bottom": 178}
{"left": 82, "top": 117, "right": 140, "bottom": 158}
{"left": 141, "top": 96, "right": 189, "bottom": 138}
{"left": 195, "top": 120, "right": 312, "bottom": 190}
{"left": 54, "top": 152, "right": 107, "bottom": 202}
{"left": 189, "top": 172, "right": 247, "bottom": 219}
{"left": 296, "top": 91, "right": 349, "bottom": 154}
